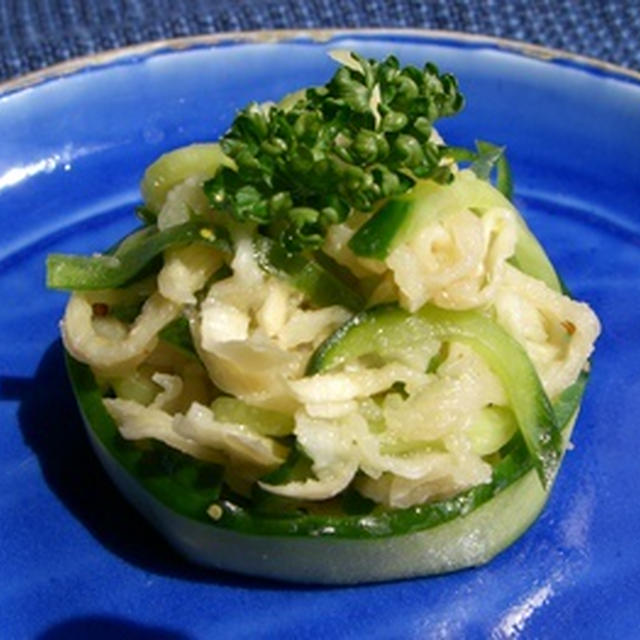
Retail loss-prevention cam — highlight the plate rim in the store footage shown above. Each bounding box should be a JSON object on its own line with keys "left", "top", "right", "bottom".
{"left": 0, "top": 25, "right": 635, "bottom": 635}
{"left": 1, "top": 27, "right": 639, "bottom": 98}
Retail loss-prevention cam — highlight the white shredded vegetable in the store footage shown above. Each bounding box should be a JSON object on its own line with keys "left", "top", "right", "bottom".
{"left": 62, "top": 291, "right": 180, "bottom": 375}
{"left": 150, "top": 372, "right": 183, "bottom": 411}
{"left": 157, "top": 177, "right": 211, "bottom": 230}
{"left": 495, "top": 264, "right": 601, "bottom": 398}
{"left": 259, "top": 411, "right": 359, "bottom": 500}
{"left": 158, "top": 244, "right": 223, "bottom": 305}
{"left": 64, "top": 141, "right": 600, "bottom": 511}
{"left": 386, "top": 206, "right": 517, "bottom": 312}
{"left": 288, "top": 363, "right": 430, "bottom": 405}
{"left": 174, "top": 402, "right": 286, "bottom": 468}
{"left": 104, "top": 397, "right": 222, "bottom": 463}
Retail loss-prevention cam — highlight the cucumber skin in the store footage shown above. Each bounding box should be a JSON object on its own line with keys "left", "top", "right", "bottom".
{"left": 85, "top": 409, "right": 574, "bottom": 584}
{"left": 47, "top": 222, "right": 230, "bottom": 291}
{"left": 347, "top": 171, "right": 562, "bottom": 292}
{"left": 68, "top": 345, "right": 585, "bottom": 583}
{"left": 307, "top": 303, "right": 561, "bottom": 487}
{"left": 347, "top": 200, "right": 413, "bottom": 260}
{"left": 141, "top": 143, "right": 234, "bottom": 214}
{"left": 254, "top": 237, "right": 365, "bottom": 312}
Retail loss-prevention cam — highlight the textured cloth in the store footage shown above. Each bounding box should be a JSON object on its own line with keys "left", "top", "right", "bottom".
{"left": 0, "top": 0, "right": 639, "bottom": 82}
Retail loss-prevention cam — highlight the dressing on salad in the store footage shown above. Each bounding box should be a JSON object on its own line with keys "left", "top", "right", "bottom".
{"left": 47, "top": 51, "right": 600, "bottom": 580}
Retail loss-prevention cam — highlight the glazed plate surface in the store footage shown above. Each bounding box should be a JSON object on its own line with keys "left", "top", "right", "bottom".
{"left": 1, "top": 31, "right": 639, "bottom": 638}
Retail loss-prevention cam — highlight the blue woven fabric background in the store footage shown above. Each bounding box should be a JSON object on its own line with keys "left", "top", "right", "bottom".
{"left": 0, "top": 0, "right": 639, "bottom": 82}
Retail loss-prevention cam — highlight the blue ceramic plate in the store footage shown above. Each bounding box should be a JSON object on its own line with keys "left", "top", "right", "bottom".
{"left": 1, "top": 31, "right": 639, "bottom": 638}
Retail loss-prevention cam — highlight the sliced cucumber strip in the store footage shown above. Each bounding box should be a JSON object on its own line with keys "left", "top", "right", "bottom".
{"left": 141, "top": 143, "right": 235, "bottom": 214}
{"left": 348, "top": 170, "right": 561, "bottom": 292}
{"left": 91, "top": 440, "right": 557, "bottom": 583}
{"left": 254, "top": 237, "right": 365, "bottom": 312}
{"left": 70, "top": 346, "right": 585, "bottom": 583}
{"left": 68, "top": 350, "right": 584, "bottom": 531}
{"left": 308, "top": 304, "right": 561, "bottom": 488}
{"left": 348, "top": 200, "right": 414, "bottom": 260}
{"left": 468, "top": 405, "right": 517, "bottom": 456}
{"left": 211, "top": 397, "right": 294, "bottom": 437}
{"left": 111, "top": 367, "right": 161, "bottom": 406}
{"left": 47, "top": 222, "right": 230, "bottom": 291}
{"left": 347, "top": 179, "right": 453, "bottom": 259}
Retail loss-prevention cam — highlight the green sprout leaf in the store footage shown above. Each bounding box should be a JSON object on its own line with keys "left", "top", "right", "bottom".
{"left": 205, "top": 52, "right": 464, "bottom": 252}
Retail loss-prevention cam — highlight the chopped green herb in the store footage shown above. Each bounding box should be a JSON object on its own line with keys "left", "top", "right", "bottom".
{"left": 205, "top": 53, "right": 463, "bottom": 252}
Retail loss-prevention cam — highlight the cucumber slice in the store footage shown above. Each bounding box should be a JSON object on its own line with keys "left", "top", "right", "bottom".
{"left": 91, "top": 435, "right": 564, "bottom": 583}
{"left": 254, "top": 237, "right": 365, "bottom": 312}
{"left": 468, "top": 405, "right": 517, "bottom": 456}
{"left": 141, "top": 143, "right": 235, "bottom": 214}
{"left": 347, "top": 200, "right": 416, "bottom": 260}
{"left": 348, "top": 179, "right": 454, "bottom": 259}
{"left": 111, "top": 367, "right": 161, "bottom": 406}
{"left": 47, "top": 221, "right": 230, "bottom": 291}
{"left": 348, "top": 170, "right": 561, "bottom": 292}
{"left": 308, "top": 304, "right": 561, "bottom": 488}
{"left": 67, "top": 351, "right": 585, "bottom": 583}
{"left": 211, "top": 397, "right": 294, "bottom": 437}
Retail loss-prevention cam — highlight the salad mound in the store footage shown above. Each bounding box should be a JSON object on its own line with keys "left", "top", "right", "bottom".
{"left": 47, "top": 52, "right": 600, "bottom": 583}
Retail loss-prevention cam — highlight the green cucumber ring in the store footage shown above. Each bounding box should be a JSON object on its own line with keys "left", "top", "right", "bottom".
{"left": 68, "top": 352, "right": 585, "bottom": 584}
